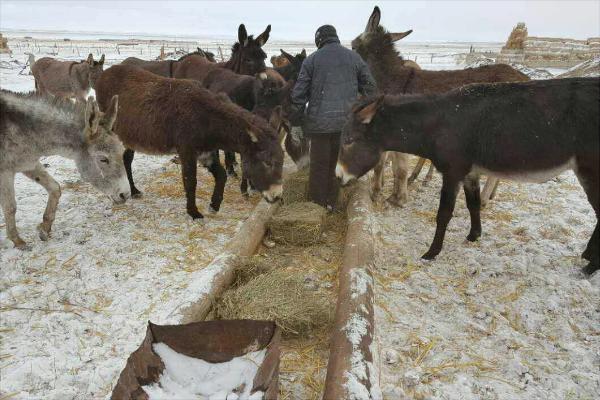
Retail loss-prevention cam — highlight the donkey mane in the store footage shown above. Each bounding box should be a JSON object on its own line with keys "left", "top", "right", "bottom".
{"left": 1, "top": 89, "right": 86, "bottom": 123}
{"left": 177, "top": 48, "right": 215, "bottom": 62}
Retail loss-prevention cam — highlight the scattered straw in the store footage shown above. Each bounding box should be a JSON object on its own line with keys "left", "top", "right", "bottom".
{"left": 216, "top": 267, "right": 333, "bottom": 336}
{"left": 268, "top": 202, "right": 326, "bottom": 246}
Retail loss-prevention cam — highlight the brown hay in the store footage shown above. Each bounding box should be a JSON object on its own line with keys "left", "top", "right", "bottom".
{"left": 215, "top": 268, "right": 333, "bottom": 336}
{"left": 282, "top": 169, "right": 309, "bottom": 205}
{"left": 268, "top": 202, "right": 326, "bottom": 246}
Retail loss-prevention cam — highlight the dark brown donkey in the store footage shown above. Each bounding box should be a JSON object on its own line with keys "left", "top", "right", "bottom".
{"left": 353, "top": 6, "right": 529, "bottom": 206}
{"left": 189, "top": 24, "right": 271, "bottom": 177}
{"left": 32, "top": 53, "right": 105, "bottom": 102}
{"left": 95, "top": 65, "right": 284, "bottom": 219}
{"left": 337, "top": 78, "right": 599, "bottom": 275}
{"left": 120, "top": 48, "right": 215, "bottom": 78}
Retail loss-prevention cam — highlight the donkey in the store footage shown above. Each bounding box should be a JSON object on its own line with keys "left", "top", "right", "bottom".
{"left": 95, "top": 65, "right": 284, "bottom": 220}
{"left": 32, "top": 53, "right": 105, "bottom": 102}
{"left": 353, "top": 6, "right": 529, "bottom": 207}
{"left": 0, "top": 91, "right": 129, "bottom": 249}
{"left": 274, "top": 49, "right": 307, "bottom": 82}
{"left": 336, "top": 78, "right": 599, "bottom": 275}
{"left": 121, "top": 48, "right": 215, "bottom": 78}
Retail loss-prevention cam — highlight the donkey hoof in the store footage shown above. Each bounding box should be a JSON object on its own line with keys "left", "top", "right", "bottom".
{"left": 386, "top": 195, "right": 407, "bottom": 207}
{"left": 466, "top": 232, "right": 481, "bottom": 242}
{"left": 14, "top": 239, "right": 31, "bottom": 251}
{"left": 582, "top": 262, "right": 598, "bottom": 276}
{"left": 227, "top": 170, "right": 238, "bottom": 178}
{"left": 208, "top": 205, "right": 219, "bottom": 214}
{"left": 188, "top": 209, "right": 204, "bottom": 220}
{"left": 37, "top": 224, "right": 51, "bottom": 241}
{"left": 421, "top": 250, "right": 439, "bottom": 260}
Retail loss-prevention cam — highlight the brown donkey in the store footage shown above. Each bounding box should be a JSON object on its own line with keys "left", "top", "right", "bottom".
{"left": 337, "top": 78, "right": 599, "bottom": 275}
{"left": 32, "top": 53, "right": 105, "bottom": 102}
{"left": 95, "top": 65, "right": 284, "bottom": 220}
{"left": 353, "top": 6, "right": 529, "bottom": 207}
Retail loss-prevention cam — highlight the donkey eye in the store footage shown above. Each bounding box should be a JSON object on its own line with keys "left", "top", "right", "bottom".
{"left": 100, "top": 157, "right": 109, "bottom": 164}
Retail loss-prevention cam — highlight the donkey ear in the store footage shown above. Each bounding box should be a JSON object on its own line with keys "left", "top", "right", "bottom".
{"left": 280, "top": 49, "right": 295, "bottom": 65}
{"left": 300, "top": 49, "right": 307, "bottom": 58}
{"left": 390, "top": 30, "right": 413, "bottom": 42}
{"left": 86, "top": 53, "right": 94, "bottom": 64}
{"left": 102, "top": 95, "right": 119, "bottom": 131}
{"left": 355, "top": 96, "right": 384, "bottom": 124}
{"left": 256, "top": 25, "right": 271, "bottom": 47}
{"left": 99, "top": 54, "right": 105, "bottom": 64}
{"left": 365, "top": 6, "right": 381, "bottom": 33}
{"left": 238, "top": 24, "right": 248, "bottom": 46}
{"left": 85, "top": 97, "right": 101, "bottom": 139}
{"left": 269, "top": 106, "right": 287, "bottom": 147}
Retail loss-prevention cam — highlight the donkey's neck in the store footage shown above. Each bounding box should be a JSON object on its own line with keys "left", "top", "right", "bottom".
{"left": 377, "top": 98, "right": 440, "bottom": 159}
{"left": 70, "top": 63, "right": 90, "bottom": 90}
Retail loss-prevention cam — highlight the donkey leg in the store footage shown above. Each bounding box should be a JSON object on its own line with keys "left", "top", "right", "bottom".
{"left": 202, "top": 151, "right": 226, "bottom": 213}
{"left": 489, "top": 179, "right": 500, "bottom": 200}
{"left": 180, "top": 150, "right": 203, "bottom": 219}
{"left": 408, "top": 157, "right": 426, "bottom": 184}
{"left": 387, "top": 152, "right": 409, "bottom": 206}
{"left": 0, "top": 172, "right": 27, "bottom": 249}
{"left": 22, "top": 163, "right": 61, "bottom": 241}
{"left": 370, "top": 153, "right": 386, "bottom": 202}
{"left": 422, "top": 175, "right": 461, "bottom": 260}
{"left": 423, "top": 161, "right": 435, "bottom": 185}
{"left": 480, "top": 177, "right": 498, "bottom": 208}
{"left": 463, "top": 174, "right": 482, "bottom": 242}
{"left": 224, "top": 151, "right": 238, "bottom": 178}
{"left": 575, "top": 167, "right": 599, "bottom": 274}
{"left": 123, "top": 149, "right": 142, "bottom": 198}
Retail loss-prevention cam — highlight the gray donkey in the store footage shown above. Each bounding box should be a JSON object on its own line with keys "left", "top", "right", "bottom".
{"left": 0, "top": 90, "right": 130, "bottom": 249}
{"left": 32, "top": 53, "right": 105, "bottom": 102}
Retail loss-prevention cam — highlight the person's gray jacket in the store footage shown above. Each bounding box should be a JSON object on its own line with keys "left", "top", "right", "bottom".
{"left": 291, "top": 39, "right": 377, "bottom": 134}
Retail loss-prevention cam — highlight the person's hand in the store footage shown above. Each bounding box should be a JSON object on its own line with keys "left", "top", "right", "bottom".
{"left": 289, "top": 104, "right": 305, "bottom": 126}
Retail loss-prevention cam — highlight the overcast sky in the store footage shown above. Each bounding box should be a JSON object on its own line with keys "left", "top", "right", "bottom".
{"left": 1, "top": 1, "right": 599, "bottom": 42}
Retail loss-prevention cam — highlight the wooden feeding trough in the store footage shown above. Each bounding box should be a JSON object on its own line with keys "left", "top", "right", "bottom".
{"left": 112, "top": 320, "right": 281, "bottom": 400}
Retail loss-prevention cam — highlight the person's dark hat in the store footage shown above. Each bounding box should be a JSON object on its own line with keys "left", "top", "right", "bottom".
{"left": 315, "top": 25, "right": 339, "bottom": 48}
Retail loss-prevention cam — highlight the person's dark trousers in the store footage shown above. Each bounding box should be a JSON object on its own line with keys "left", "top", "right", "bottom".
{"left": 308, "top": 132, "right": 341, "bottom": 208}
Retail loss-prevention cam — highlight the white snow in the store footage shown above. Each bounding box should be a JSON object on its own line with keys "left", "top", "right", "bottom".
{"left": 142, "top": 342, "right": 265, "bottom": 400}
{"left": 373, "top": 169, "right": 599, "bottom": 399}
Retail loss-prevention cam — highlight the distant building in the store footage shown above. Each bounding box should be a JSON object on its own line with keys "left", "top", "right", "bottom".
{"left": 497, "top": 23, "right": 600, "bottom": 68}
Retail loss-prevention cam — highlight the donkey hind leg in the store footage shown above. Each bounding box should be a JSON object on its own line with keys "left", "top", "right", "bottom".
{"left": 23, "top": 163, "right": 61, "bottom": 241}
{"left": 224, "top": 151, "right": 238, "bottom": 178}
{"left": 480, "top": 177, "right": 499, "bottom": 208}
{"left": 463, "top": 174, "right": 482, "bottom": 242}
{"left": 575, "top": 167, "right": 599, "bottom": 275}
{"left": 387, "top": 152, "right": 409, "bottom": 207}
{"left": 370, "top": 153, "right": 386, "bottom": 202}
{"left": 423, "top": 161, "right": 435, "bottom": 185}
{"left": 123, "top": 149, "right": 142, "bottom": 198}
{"left": 180, "top": 150, "right": 203, "bottom": 219}
{"left": 422, "top": 175, "right": 461, "bottom": 260}
{"left": 408, "top": 157, "right": 427, "bottom": 184}
{"left": 0, "top": 172, "right": 28, "bottom": 249}
{"left": 200, "top": 151, "right": 226, "bottom": 213}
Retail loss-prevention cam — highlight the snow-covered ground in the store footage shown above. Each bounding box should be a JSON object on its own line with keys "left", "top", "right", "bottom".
{"left": 1, "top": 33, "right": 597, "bottom": 399}
{"left": 372, "top": 167, "right": 599, "bottom": 399}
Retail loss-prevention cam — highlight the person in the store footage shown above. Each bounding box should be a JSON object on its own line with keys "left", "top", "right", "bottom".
{"left": 291, "top": 25, "right": 377, "bottom": 210}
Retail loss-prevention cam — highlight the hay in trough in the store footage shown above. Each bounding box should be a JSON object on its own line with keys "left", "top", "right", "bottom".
{"left": 282, "top": 169, "right": 309, "bottom": 205}
{"left": 268, "top": 202, "right": 326, "bottom": 246}
{"left": 215, "top": 268, "right": 332, "bottom": 336}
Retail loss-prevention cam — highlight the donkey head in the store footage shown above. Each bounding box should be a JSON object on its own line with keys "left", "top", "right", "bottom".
{"left": 229, "top": 24, "right": 271, "bottom": 76}
{"left": 77, "top": 95, "right": 130, "bottom": 204}
{"left": 242, "top": 114, "right": 285, "bottom": 203}
{"left": 86, "top": 53, "right": 105, "bottom": 88}
{"left": 336, "top": 96, "right": 385, "bottom": 185}
{"left": 279, "top": 49, "right": 307, "bottom": 80}
{"left": 351, "top": 6, "right": 413, "bottom": 60}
